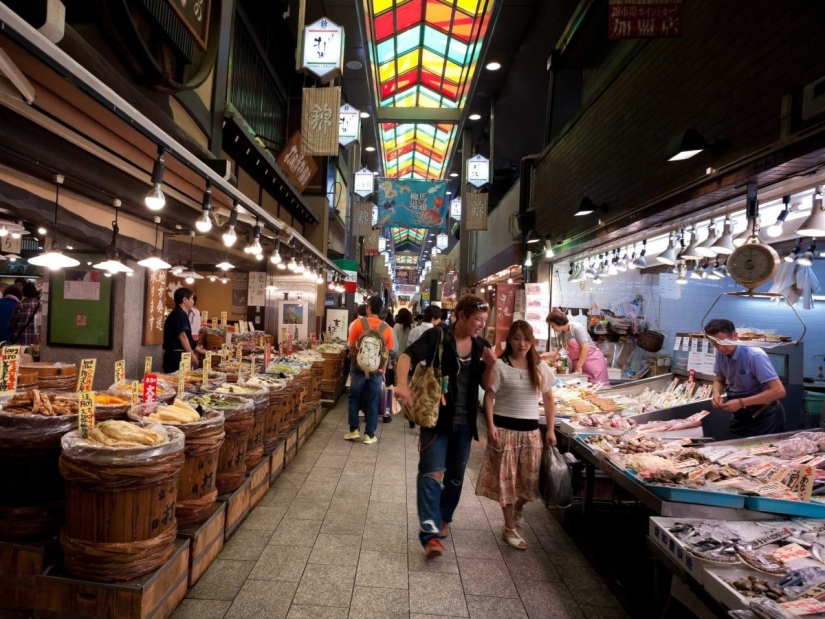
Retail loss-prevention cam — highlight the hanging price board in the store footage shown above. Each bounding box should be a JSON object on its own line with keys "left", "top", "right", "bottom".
{"left": 220, "top": 311, "right": 227, "bottom": 327}
{"left": 144, "top": 356, "right": 153, "bottom": 376}
{"left": 143, "top": 374, "right": 158, "bottom": 406}
{"left": 131, "top": 380, "right": 139, "bottom": 414}
{"left": 114, "top": 360, "right": 125, "bottom": 384}
{"left": 0, "top": 345, "right": 21, "bottom": 395}
{"left": 78, "top": 391, "right": 95, "bottom": 438}
{"left": 77, "top": 359, "right": 96, "bottom": 393}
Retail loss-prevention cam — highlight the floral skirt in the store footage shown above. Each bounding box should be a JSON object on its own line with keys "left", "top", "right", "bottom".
{"left": 476, "top": 427, "right": 543, "bottom": 507}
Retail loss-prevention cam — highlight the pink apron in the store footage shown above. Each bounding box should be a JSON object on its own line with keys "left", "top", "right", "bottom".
{"left": 567, "top": 339, "right": 610, "bottom": 385}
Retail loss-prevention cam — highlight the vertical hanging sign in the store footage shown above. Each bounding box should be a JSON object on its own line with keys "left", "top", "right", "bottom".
{"left": 354, "top": 168, "right": 375, "bottom": 198}
{"left": 339, "top": 103, "right": 361, "bottom": 146}
{"left": 466, "top": 193, "right": 489, "bottom": 231}
{"left": 466, "top": 155, "right": 490, "bottom": 188}
{"left": 353, "top": 201, "right": 374, "bottom": 236}
{"left": 301, "top": 18, "right": 345, "bottom": 82}
{"left": 301, "top": 86, "right": 342, "bottom": 156}
{"left": 450, "top": 197, "right": 462, "bottom": 221}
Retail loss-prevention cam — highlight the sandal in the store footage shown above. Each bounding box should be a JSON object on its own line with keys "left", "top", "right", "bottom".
{"left": 503, "top": 527, "right": 527, "bottom": 550}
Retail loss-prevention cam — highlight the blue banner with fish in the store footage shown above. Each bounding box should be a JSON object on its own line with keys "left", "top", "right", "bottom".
{"left": 376, "top": 178, "right": 449, "bottom": 229}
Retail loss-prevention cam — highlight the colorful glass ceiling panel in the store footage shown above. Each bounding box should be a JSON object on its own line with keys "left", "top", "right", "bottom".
{"left": 381, "top": 122, "right": 457, "bottom": 179}
{"left": 395, "top": 254, "right": 419, "bottom": 265}
{"left": 392, "top": 228, "right": 427, "bottom": 247}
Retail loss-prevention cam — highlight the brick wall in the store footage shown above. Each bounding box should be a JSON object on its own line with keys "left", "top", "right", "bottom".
{"left": 532, "top": 0, "right": 825, "bottom": 246}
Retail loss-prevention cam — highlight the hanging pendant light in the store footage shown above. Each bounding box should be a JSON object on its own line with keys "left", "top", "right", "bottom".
{"left": 177, "top": 231, "right": 204, "bottom": 283}
{"left": 29, "top": 176, "right": 80, "bottom": 270}
{"left": 243, "top": 220, "right": 263, "bottom": 255}
{"left": 675, "top": 262, "right": 688, "bottom": 285}
{"left": 608, "top": 250, "right": 618, "bottom": 275}
{"left": 287, "top": 245, "right": 298, "bottom": 271}
{"left": 695, "top": 221, "right": 719, "bottom": 257}
{"left": 689, "top": 261, "right": 703, "bottom": 280}
{"left": 797, "top": 242, "right": 816, "bottom": 267}
{"left": 524, "top": 251, "right": 533, "bottom": 267}
{"left": 627, "top": 245, "right": 639, "bottom": 270}
{"left": 785, "top": 239, "right": 802, "bottom": 263}
{"left": 222, "top": 201, "right": 239, "bottom": 247}
{"left": 215, "top": 261, "right": 235, "bottom": 271}
{"left": 657, "top": 233, "right": 678, "bottom": 266}
{"left": 195, "top": 181, "right": 213, "bottom": 232}
{"left": 712, "top": 261, "right": 728, "bottom": 279}
{"left": 145, "top": 146, "right": 166, "bottom": 211}
{"left": 680, "top": 227, "right": 703, "bottom": 261}
{"left": 584, "top": 259, "right": 597, "bottom": 279}
{"left": 632, "top": 240, "right": 647, "bottom": 268}
{"left": 93, "top": 203, "right": 134, "bottom": 274}
{"left": 796, "top": 188, "right": 825, "bottom": 237}
{"left": 271, "top": 237, "right": 283, "bottom": 265}
{"left": 710, "top": 218, "right": 735, "bottom": 255}
{"left": 616, "top": 249, "right": 628, "bottom": 272}
{"left": 138, "top": 217, "right": 172, "bottom": 271}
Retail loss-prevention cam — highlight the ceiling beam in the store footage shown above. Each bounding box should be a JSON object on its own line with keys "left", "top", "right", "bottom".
{"left": 375, "top": 108, "right": 461, "bottom": 124}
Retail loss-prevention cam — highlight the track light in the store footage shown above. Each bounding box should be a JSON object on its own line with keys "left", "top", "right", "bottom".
{"left": 785, "top": 239, "right": 802, "bottom": 263}
{"left": 632, "top": 240, "right": 647, "bottom": 268}
{"left": 145, "top": 146, "right": 166, "bottom": 211}
{"left": 695, "top": 221, "right": 719, "bottom": 258}
{"left": 680, "top": 228, "right": 702, "bottom": 261}
{"left": 195, "top": 181, "right": 213, "bottom": 233}
{"left": 37, "top": 226, "right": 47, "bottom": 235}
{"left": 657, "top": 234, "right": 678, "bottom": 266}
{"left": 676, "top": 262, "right": 688, "bottom": 285}
{"left": 796, "top": 189, "right": 825, "bottom": 237}
{"left": 244, "top": 222, "right": 263, "bottom": 255}
{"left": 524, "top": 251, "right": 532, "bottom": 267}
{"left": 710, "top": 219, "right": 735, "bottom": 255}
{"left": 271, "top": 238, "right": 283, "bottom": 264}
{"left": 223, "top": 201, "right": 239, "bottom": 246}
{"left": 797, "top": 242, "right": 816, "bottom": 267}
{"left": 766, "top": 196, "right": 791, "bottom": 238}
{"left": 288, "top": 245, "right": 297, "bottom": 271}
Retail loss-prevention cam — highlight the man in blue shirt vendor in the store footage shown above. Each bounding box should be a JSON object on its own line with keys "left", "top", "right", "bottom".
{"left": 705, "top": 319, "right": 786, "bottom": 437}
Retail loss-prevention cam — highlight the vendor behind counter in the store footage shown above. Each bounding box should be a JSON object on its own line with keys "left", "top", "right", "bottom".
{"left": 543, "top": 308, "right": 610, "bottom": 385}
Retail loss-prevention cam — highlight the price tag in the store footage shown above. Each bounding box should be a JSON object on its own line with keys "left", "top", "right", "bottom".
{"left": 287, "top": 332, "right": 293, "bottom": 355}
{"left": 748, "top": 445, "right": 779, "bottom": 455}
{"left": 808, "top": 456, "right": 825, "bottom": 468}
{"left": 770, "top": 543, "right": 810, "bottom": 562}
{"left": 264, "top": 344, "right": 271, "bottom": 370}
{"left": 237, "top": 344, "right": 243, "bottom": 360}
{"left": 179, "top": 353, "right": 190, "bottom": 395}
{"left": 687, "top": 464, "right": 715, "bottom": 480}
{"left": 220, "top": 344, "right": 227, "bottom": 363}
{"left": 750, "top": 527, "right": 792, "bottom": 548}
{"left": 201, "top": 310, "right": 208, "bottom": 322}
{"left": 674, "top": 459, "right": 700, "bottom": 470}
{"left": 0, "top": 345, "right": 21, "bottom": 394}
{"left": 114, "top": 360, "right": 125, "bottom": 384}
{"left": 144, "top": 356, "right": 153, "bottom": 376}
{"left": 797, "top": 465, "right": 815, "bottom": 502}
{"left": 220, "top": 311, "right": 227, "bottom": 327}
{"left": 238, "top": 320, "right": 246, "bottom": 334}
{"left": 259, "top": 337, "right": 264, "bottom": 348}
{"left": 248, "top": 321, "right": 255, "bottom": 333}
{"left": 311, "top": 333, "right": 317, "bottom": 347}
{"left": 78, "top": 391, "right": 95, "bottom": 438}
{"left": 780, "top": 597, "right": 825, "bottom": 615}
{"left": 673, "top": 337, "right": 682, "bottom": 351}
{"left": 143, "top": 374, "right": 158, "bottom": 406}
{"left": 76, "top": 358, "right": 96, "bottom": 393}
{"left": 131, "top": 380, "right": 139, "bottom": 414}
{"left": 755, "top": 481, "right": 789, "bottom": 496}
{"left": 211, "top": 317, "right": 218, "bottom": 329}
{"left": 279, "top": 343, "right": 286, "bottom": 356}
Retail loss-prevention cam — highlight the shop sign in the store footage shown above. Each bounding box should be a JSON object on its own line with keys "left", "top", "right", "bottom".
{"left": 344, "top": 269, "right": 357, "bottom": 293}
{"left": 397, "top": 284, "right": 417, "bottom": 296}
{"left": 301, "top": 86, "right": 341, "bottom": 156}
{"left": 326, "top": 308, "right": 348, "bottom": 340}
{"left": 422, "top": 290, "right": 430, "bottom": 301}
{"left": 78, "top": 391, "right": 95, "bottom": 438}
{"left": 339, "top": 104, "right": 361, "bottom": 146}
{"left": 364, "top": 230, "right": 380, "bottom": 256}
{"left": 607, "top": 0, "right": 682, "bottom": 39}
{"left": 376, "top": 178, "right": 449, "bottom": 229}
{"left": 450, "top": 197, "right": 462, "bottom": 220}
{"left": 1, "top": 235, "right": 21, "bottom": 255}
{"left": 143, "top": 269, "right": 167, "bottom": 346}
{"left": 248, "top": 272, "right": 267, "bottom": 307}
{"left": 354, "top": 168, "right": 375, "bottom": 198}
{"left": 466, "top": 155, "right": 490, "bottom": 188}
{"left": 142, "top": 373, "right": 158, "bottom": 405}
{"left": 76, "top": 358, "right": 96, "bottom": 393}
{"left": 354, "top": 201, "right": 373, "bottom": 236}
{"left": 803, "top": 75, "right": 825, "bottom": 121}
{"left": 466, "top": 193, "right": 488, "bottom": 231}
{"left": 276, "top": 132, "right": 318, "bottom": 193}
{"left": 302, "top": 17, "right": 344, "bottom": 81}
{"left": 525, "top": 282, "right": 550, "bottom": 340}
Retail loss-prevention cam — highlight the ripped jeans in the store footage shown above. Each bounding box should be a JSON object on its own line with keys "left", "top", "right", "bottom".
{"left": 417, "top": 423, "right": 472, "bottom": 546}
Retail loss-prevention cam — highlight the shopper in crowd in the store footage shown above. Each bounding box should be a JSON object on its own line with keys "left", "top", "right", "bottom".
{"left": 544, "top": 308, "right": 609, "bottom": 385}
{"left": 395, "top": 294, "right": 497, "bottom": 559}
{"left": 13, "top": 278, "right": 25, "bottom": 288}
{"left": 0, "top": 283, "right": 7, "bottom": 296}
{"left": 408, "top": 305, "right": 442, "bottom": 347}
{"left": 188, "top": 295, "right": 201, "bottom": 342}
{"left": 476, "top": 320, "right": 557, "bottom": 549}
{"left": 8, "top": 282, "right": 40, "bottom": 346}
{"left": 163, "top": 287, "right": 199, "bottom": 373}
{"left": 705, "top": 318, "right": 786, "bottom": 437}
{"left": 346, "top": 296, "right": 394, "bottom": 444}
{"left": 393, "top": 308, "right": 414, "bottom": 356}
{"left": 0, "top": 286, "right": 21, "bottom": 342}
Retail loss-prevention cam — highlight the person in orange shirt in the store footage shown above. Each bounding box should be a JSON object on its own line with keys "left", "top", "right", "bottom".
{"left": 346, "top": 296, "right": 395, "bottom": 444}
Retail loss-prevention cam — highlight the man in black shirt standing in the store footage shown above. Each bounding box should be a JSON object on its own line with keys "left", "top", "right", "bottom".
{"left": 395, "top": 294, "right": 496, "bottom": 559}
{"left": 163, "top": 287, "right": 200, "bottom": 373}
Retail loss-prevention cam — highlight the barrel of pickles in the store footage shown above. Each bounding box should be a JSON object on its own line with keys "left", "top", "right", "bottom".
{"left": 59, "top": 421, "right": 185, "bottom": 582}
{"left": 196, "top": 391, "right": 254, "bottom": 494}
{"left": 237, "top": 376, "right": 286, "bottom": 464}
{"left": 132, "top": 402, "right": 225, "bottom": 527}
{"left": 278, "top": 379, "right": 298, "bottom": 439}
{"left": 264, "top": 382, "right": 288, "bottom": 451}
{"left": 0, "top": 390, "right": 79, "bottom": 542}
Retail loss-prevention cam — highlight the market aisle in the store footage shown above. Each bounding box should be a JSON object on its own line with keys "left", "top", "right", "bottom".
{"left": 171, "top": 400, "right": 627, "bottom": 619}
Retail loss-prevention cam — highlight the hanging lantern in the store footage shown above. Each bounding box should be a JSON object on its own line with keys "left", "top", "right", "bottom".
{"left": 436, "top": 232, "right": 449, "bottom": 249}
{"left": 450, "top": 197, "right": 461, "bottom": 220}
{"left": 432, "top": 247, "right": 441, "bottom": 256}
{"left": 378, "top": 236, "right": 387, "bottom": 252}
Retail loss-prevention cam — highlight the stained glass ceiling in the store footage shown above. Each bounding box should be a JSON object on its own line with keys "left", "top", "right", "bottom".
{"left": 395, "top": 253, "right": 420, "bottom": 265}
{"left": 392, "top": 228, "right": 427, "bottom": 246}
{"left": 364, "top": 0, "right": 494, "bottom": 182}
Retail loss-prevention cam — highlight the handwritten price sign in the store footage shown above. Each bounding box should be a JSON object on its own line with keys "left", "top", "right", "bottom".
{"left": 115, "top": 359, "right": 126, "bottom": 384}
{"left": 131, "top": 380, "right": 139, "bottom": 414}
{"left": 0, "top": 345, "right": 21, "bottom": 394}
{"left": 78, "top": 391, "right": 95, "bottom": 438}
{"left": 179, "top": 353, "right": 191, "bottom": 396}
{"left": 77, "top": 359, "right": 96, "bottom": 392}
{"left": 144, "top": 356, "right": 153, "bottom": 376}
{"left": 143, "top": 374, "right": 158, "bottom": 406}
{"left": 220, "top": 311, "right": 227, "bottom": 327}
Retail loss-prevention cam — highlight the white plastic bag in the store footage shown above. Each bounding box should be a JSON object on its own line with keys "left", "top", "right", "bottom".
{"left": 539, "top": 446, "right": 572, "bottom": 508}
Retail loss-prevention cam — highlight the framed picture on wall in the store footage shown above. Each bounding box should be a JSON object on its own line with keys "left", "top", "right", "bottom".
{"left": 279, "top": 301, "right": 308, "bottom": 341}
{"left": 47, "top": 256, "right": 114, "bottom": 349}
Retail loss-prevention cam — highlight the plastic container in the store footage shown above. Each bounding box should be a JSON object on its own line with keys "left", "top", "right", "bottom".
{"left": 626, "top": 471, "right": 746, "bottom": 508}
{"left": 744, "top": 496, "right": 825, "bottom": 518}
{"left": 804, "top": 391, "right": 825, "bottom": 415}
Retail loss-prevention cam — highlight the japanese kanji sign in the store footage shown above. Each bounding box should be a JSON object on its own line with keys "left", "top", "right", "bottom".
{"left": 302, "top": 17, "right": 345, "bottom": 82}
{"left": 143, "top": 269, "right": 167, "bottom": 346}
{"left": 0, "top": 346, "right": 20, "bottom": 395}
{"left": 466, "top": 154, "right": 490, "bottom": 188}
{"left": 76, "top": 358, "right": 96, "bottom": 393}
{"left": 276, "top": 132, "right": 318, "bottom": 193}
{"left": 450, "top": 197, "right": 462, "bottom": 220}
{"left": 78, "top": 391, "right": 95, "bottom": 438}
{"left": 248, "top": 272, "right": 267, "bottom": 307}
{"left": 607, "top": 0, "right": 682, "bottom": 39}
{"left": 354, "top": 201, "right": 374, "bottom": 237}
{"left": 354, "top": 168, "right": 375, "bottom": 198}
{"left": 325, "top": 309, "right": 348, "bottom": 341}
{"left": 301, "top": 86, "right": 341, "bottom": 156}
{"left": 339, "top": 103, "right": 361, "bottom": 146}
{"left": 364, "top": 230, "right": 380, "bottom": 256}
{"left": 466, "top": 193, "right": 489, "bottom": 230}
{"left": 375, "top": 178, "right": 449, "bottom": 229}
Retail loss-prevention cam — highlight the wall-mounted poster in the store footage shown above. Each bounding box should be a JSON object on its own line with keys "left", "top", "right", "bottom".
{"left": 375, "top": 178, "right": 448, "bottom": 229}
{"left": 143, "top": 269, "right": 167, "bottom": 346}
{"left": 48, "top": 256, "right": 114, "bottom": 349}
{"left": 280, "top": 301, "right": 309, "bottom": 341}
{"left": 325, "top": 308, "right": 349, "bottom": 341}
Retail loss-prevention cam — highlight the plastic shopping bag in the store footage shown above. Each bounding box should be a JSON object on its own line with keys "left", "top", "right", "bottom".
{"left": 540, "top": 446, "right": 572, "bottom": 508}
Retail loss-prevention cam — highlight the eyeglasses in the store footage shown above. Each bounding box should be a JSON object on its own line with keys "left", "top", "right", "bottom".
{"left": 475, "top": 302, "right": 489, "bottom": 310}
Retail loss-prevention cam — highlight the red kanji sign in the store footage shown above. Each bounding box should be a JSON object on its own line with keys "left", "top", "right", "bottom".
{"left": 608, "top": 1, "right": 682, "bottom": 39}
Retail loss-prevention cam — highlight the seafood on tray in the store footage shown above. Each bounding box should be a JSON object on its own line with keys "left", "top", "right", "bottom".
{"left": 573, "top": 413, "right": 636, "bottom": 429}
{"left": 634, "top": 411, "right": 708, "bottom": 434}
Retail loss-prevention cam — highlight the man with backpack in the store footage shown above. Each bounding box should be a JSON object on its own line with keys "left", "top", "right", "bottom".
{"left": 346, "top": 296, "right": 395, "bottom": 444}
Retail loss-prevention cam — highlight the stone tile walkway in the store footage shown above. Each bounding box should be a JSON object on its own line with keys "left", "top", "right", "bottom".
{"left": 172, "top": 400, "right": 628, "bottom": 619}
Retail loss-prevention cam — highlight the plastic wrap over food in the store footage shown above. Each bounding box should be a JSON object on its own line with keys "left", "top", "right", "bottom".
{"left": 241, "top": 374, "right": 288, "bottom": 392}
{"left": 93, "top": 391, "right": 132, "bottom": 420}
{"left": 207, "top": 383, "right": 269, "bottom": 408}
{"left": 181, "top": 391, "right": 254, "bottom": 421}
{"left": 0, "top": 399, "right": 78, "bottom": 448}
{"left": 788, "top": 431, "right": 825, "bottom": 452}
{"left": 130, "top": 402, "right": 225, "bottom": 434}
{"left": 775, "top": 437, "right": 819, "bottom": 459}
{"left": 157, "top": 370, "right": 227, "bottom": 393}
{"left": 61, "top": 422, "right": 184, "bottom": 465}
{"left": 108, "top": 379, "right": 176, "bottom": 403}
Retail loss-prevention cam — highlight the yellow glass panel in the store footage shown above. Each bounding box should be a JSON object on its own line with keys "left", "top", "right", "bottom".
{"left": 421, "top": 49, "right": 445, "bottom": 74}
{"left": 372, "top": 0, "right": 394, "bottom": 14}
{"left": 395, "top": 92, "right": 417, "bottom": 107}
{"left": 379, "top": 61, "right": 396, "bottom": 83}
{"left": 426, "top": 1, "right": 454, "bottom": 31}
{"left": 396, "top": 50, "right": 419, "bottom": 74}
{"left": 417, "top": 94, "right": 441, "bottom": 108}
{"left": 456, "top": 0, "right": 482, "bottom": 16}
{"left": 443, "top": 60, "right": 462, "bottom": 82}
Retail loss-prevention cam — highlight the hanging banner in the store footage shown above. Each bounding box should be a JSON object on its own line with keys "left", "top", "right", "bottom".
{"left": 301, "top": 17, "right": 345, "bottom": 81}
{"left": 607, "top": 0, "right": 682, "bottom": 39}
{"left": 354, "top": 168, "right": 375, "bottom": 198}
{"left": 466, "top": 193, "right": 489, "bottom": 231}
{"left": 325, "top": 308, "right": 349, "bottom": 341}
{"left": 524, "top": 282, "right": 550, "bottom": 340}
{"left": 466, "top": 154, "right": 490, "bottom": 188}
{"left": 376, "top": 178, "right": 449, "bottom": 229}
{"left": 301, "top": 87, "right": 341, "bottom": 156}
{"left": 247, "top": 272, "right": 267, "bottom": 307}
{"left": 143, "top": 269, "right": 167, "bottom": 346}
{"left": 276, "top": 132, "right": 318, "bottom": 193}
{"left": 339, "top": 103, "right": 361, "bottom": 146}
{"left": 353, "top": 201, "right": 374, "bottom": 237}
{"left": 364, "top": 230, "right": 380, "bottom": 256}
{"left": 494, "top": 284, "right": 519, "bottom": 351}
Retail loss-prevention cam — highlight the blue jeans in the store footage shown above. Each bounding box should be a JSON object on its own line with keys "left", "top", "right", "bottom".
{"left": 417, "top": 424, "right": 472, "bottom": 546}
{"left": 348, "top": 370, "right": 382, "bottom": 437}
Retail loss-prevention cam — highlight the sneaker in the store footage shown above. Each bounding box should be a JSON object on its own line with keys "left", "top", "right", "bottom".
{"left": 424, "top": 538, "right": 445, "bottom": 559}
{"left": 363, "top": 435, "right": 378, "bottom": 445}
{"left": 440, "top": 521, "right": 449, "bottom": 539}
{"left": 382, "top": 414, "right": 393, "bottom": 424}
{"left": 344, "top": 429, "right": 360, "bottom": 441}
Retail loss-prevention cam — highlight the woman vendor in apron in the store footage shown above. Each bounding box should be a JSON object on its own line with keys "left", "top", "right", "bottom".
{"left": 543, "top": 308, "right": 610, "bottom": 385}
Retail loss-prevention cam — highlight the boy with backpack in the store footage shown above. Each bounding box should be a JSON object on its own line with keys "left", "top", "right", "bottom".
{"left": 346, "top": 296, "right": 395, "bottom": 444}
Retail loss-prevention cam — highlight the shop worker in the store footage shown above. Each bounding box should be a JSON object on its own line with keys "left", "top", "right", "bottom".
{"left": 395, "top": 294, "right": 497, "bottom": 559}
{"left": 346, "top": 296, "right": 394, "bottom": 445}
{"left": 544, "top": 308, "right": 610, "bottom": 385}
{"left": 705, "top": 318, "right": 786, "bottom": 437}
{"left": 163, "top": 287, "right": 200, "bottom": 373}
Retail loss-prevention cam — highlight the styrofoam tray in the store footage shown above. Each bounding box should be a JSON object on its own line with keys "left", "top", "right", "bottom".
{"left": 704, "top": 567, "right": 781, "bottom": 612}
{"left": 629, "top": 471, "right": 746, "bottom": 508}
{"left": 744, "top": 496, "right": 825, "bottom": 518}
{"left": 649, "top": 517, "right": 707, "bottom": 584}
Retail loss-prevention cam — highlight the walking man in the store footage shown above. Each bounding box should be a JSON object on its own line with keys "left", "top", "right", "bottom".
{"left": 346, "top": 296, "right": 395, "bottom": 444}
{"left": 407, "top": 304, "right": 442, "bottom": 347}
{"left": 395, "top": 294, "right": 496, "bottom": 558}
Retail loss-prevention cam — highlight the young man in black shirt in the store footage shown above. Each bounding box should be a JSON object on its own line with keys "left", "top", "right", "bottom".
{"left": 163, "top": 287, "right": 199, "bottom": 373}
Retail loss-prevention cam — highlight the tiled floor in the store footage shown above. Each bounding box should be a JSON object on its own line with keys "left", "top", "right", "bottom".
{"left": 173, "top": 400, "right": 628, "bottom": 619}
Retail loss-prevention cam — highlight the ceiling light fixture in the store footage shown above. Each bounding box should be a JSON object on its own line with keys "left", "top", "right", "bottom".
{"left": 797, "top": 242, "right": 817, "bottom": 267}
{"left": 680, "top": 227, "right": 702, "bottom": 260}
{"left": 545, "top": 240, "right": 555, "bottom": 260}
{"left": 766, "top": 196, "right": 791, "bottom": 238}
{"left": 360, "top": 111, "right": 370, "bottom": 118}
{"left": 288, "top": 245, "right": 297, "bottom": 271}
{"left": 485, "top": 61, "right": 501, "bottom": 70}
{"left": 785, "top": 239, "right": 802, "bottom": 263}
{"left": 29, "top": 175, "right": 80, "bottom": 270}
{"left": 145, "top": 145, "right": 166, "bottom": 211}
{"left": 575, "top": 197, "right": 597, "bottom": 217}
{"left": 665, "top": 128, "right": 710, "bottom": 161}
{"left": 524, "top": 251, "right": 533, "bottom": 267}
{"left": 93, "top": 201, "right": 134, "bottom": 274}
{"left": 632, "top": 240, "right": 647, "bottom": 268}
{"left": 695, "top": 220, "right": 719, "bottom": 258}
{"left": 177, "top": 231, "right": 204, "bottom": 282}
{"left": 796, "top": 188, "right": 825, "bottom": 237}
{"left": 657, "top": 234, "right": 677, "bottom": 265}
{"left": 195, "top": 181, "right": 213, "bottom": 232}
{"left": 37, "top": 226, "right": 47, "bottom": 235}
{"left": 469, "top": 114, "right": 481, "bottom": 121}
{"left": 271, "top": 237, "right": 283, "bottom": 264}
{"left": 676, "top": 262, "right": 688, "bottom": 285}
{"left": 137, "top": 216, "right": 172, "bottom": 270}
{"left": 215, "top": 261, "right": 235, "bottom": 271}
{"left": 711, "top": 218, "right": 736, "bottom": 255}
{"left": 364, "top": 146, "right": 376, "bottom": 152}
{"left": 222, "top": 201, "right": 239, "bottom": 246}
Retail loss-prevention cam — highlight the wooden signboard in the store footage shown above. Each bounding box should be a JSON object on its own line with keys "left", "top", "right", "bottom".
{"left": 467, "top": 193, "right": 489, "bottom": 231}
{"left": 276, "top": 132, "right": 318, "bottom": 193}
{"left": 301, "top": 86, "right": 341, "bottom": 156}
{"left": 143, "top": 269, "right": 167, "bottom": 346}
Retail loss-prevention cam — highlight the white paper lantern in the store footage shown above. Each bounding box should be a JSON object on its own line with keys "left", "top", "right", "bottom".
{"left": 436, "top": 232, "right": 448, "bottom": 249}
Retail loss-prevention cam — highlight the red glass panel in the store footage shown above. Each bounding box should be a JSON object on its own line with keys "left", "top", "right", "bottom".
{"left": 451, "top": 11, "right": 475, "bottom": 42}
{"left": 395, "top": 68, "right": 420, "bottom": 97}
{"left": 375, "top": 11, "right": 395, "bottom": 41}
{"left": 396, "top": 0, "right": 424, "bottom": 31}
{"left": 386, "top": 143, "right": 415, "bottom": 161}
{"left": 381, "top": 79, "right": 398, "bottom": 99}
{"left": 441, "top": 79, "right": 458, "bottom": 99}
{"left": 420, "top": 69, "right": 444, "bottom": 95}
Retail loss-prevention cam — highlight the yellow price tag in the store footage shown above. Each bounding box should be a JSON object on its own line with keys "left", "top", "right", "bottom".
{"left": 236, "top": 344, "right": 243, "bottom": 360}
{"left": 114, "top": 360, "right": 125, "bottom": 384}
{"left": 144, "top": 356, "right": 153, "bottom": 376}
{"left": 259, "top": 337, "right": 264, "bottom": 348}
{"left": 0, "top": 346, "right": 21, "bottom": 394}
{"left": 220, "top": 311, "right": 227, "bottom": 327}
{"left": 211, "top": 317, "right": 218, "bottom": 329}
{"left": 76, "top": 359, "right": 97, "bottom": 393}
{"left": 179, "top": 353, "right": 190, "bottom": 395}
{"left": 201, "top": 310, "right": 209, "bottom": 322}
{"left": 78, "top": 391, "right": 95, "bottom": 438}
{"left": 202, "top": 351, "right": 211, "bottom": 384}
{"left": 131, "top": 380, "right": 139, "bottom": 414}
{"left": 238, "top": 320, "right": 246, "bottom": 334}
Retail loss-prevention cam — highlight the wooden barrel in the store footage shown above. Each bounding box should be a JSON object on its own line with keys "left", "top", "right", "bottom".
{"left": 203, "top": 395, "right": 254, "bottom": 495}
{"left": 198, "top": 385, "right": 267, "bottom": 473}
{"left": 0, "top": 409, "right": 77, "bottom": 542}
{"left": 59, "top": 426, "right": 186, "bottom": 582}
{"left": 17, "top": 368, "right": 38, "bottom": 390}
{"left": 93, "top": 391, "right": 131, "bottom": 421}
{"left": 20, "top": 362, "right": 76, "bottom": 391}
